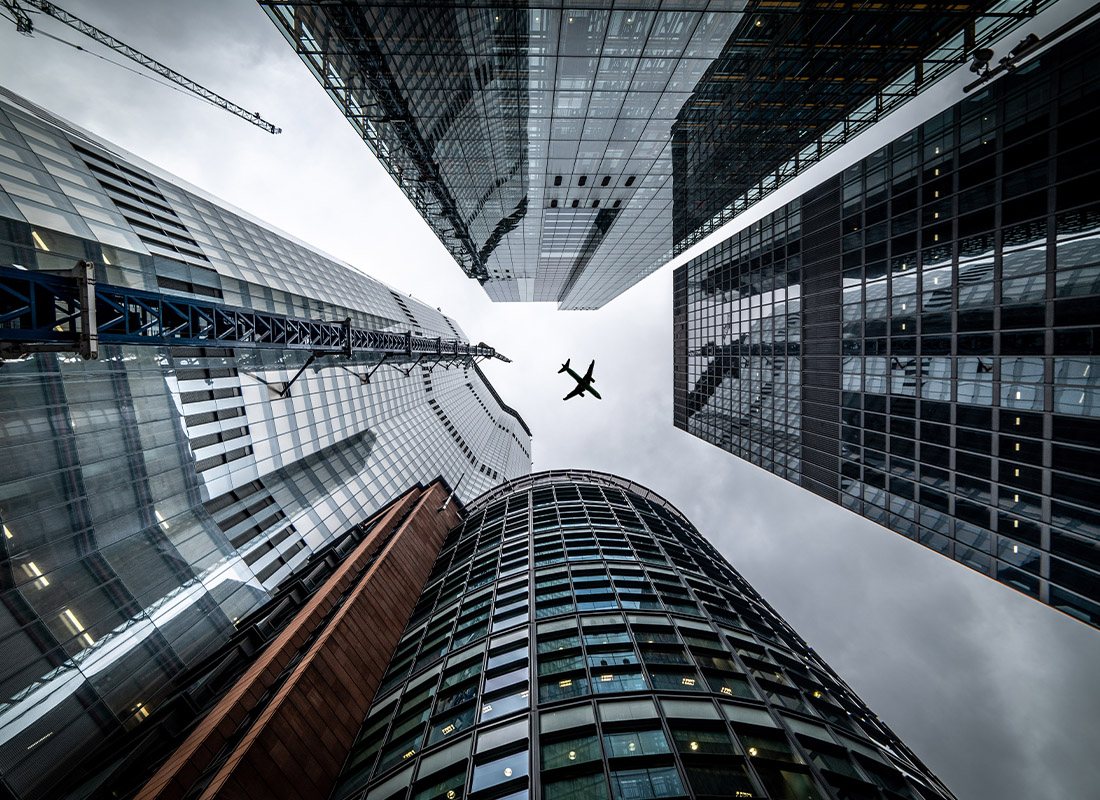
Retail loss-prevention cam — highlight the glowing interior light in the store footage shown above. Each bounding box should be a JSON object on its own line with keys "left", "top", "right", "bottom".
{"left": 558, "top": 679, "right": 572, "bottom": 688}
{"left": 720, "top": 686, "right": 733, "bottom": 695}
{"left": 568, "top": 750, "right": 577, "bottom": 760}
{"left": 447, "top": 792, "right": 456, "bottom": 800}
{"left": 60, "top": 608, "right": 94, "bottom": 646}
{"left": 1015, "top": 443, "right": 1020, "bottom": 451}
{"left": 155, "top": 509, "right": 170, "bottom": 530}
{"left": 403, "top": 750, "right": 415, "bottom": 759}
{"left": 1016, "top": 391, "right": 1022, "bottom": 400}
{"left": 3, "top": 524, "right": 12, "bottom": 539}
{"left": 1013, "top": 545, "right": 1019, "bottom": 554}
{"left": 689, "top": 741, "right": 699, "bottom": 751}
{"left": 31, "top": 231, "right": 49, "bottom": 251}
{"left": 442, "top": 724, "right": 456, "bottom": 735}
{"left": 1014, "top": 520, "right": 1019, "bottom": 528}
{"left": 628, "top": 742, "right": 636, "bottom": 751}
{"left": 1014, "top": 494, "right": 1019, "bottom": 502}
{"left": 813, "top": 691, "right": 822, "bottom": 698}
{"left": 133, "top": 702, "right": 149, "bottom": 720}
{"left": 600, "top": 674, "right": 613, "bottom": 682}
{"left": 681, "top": 677, "right": 695, "bottom": 686}
{"left": 102, "top": 253, "right": 111, "bottom": 265}
{"left": 748, "top": 747, "right": 758, "bottom": 756}
{"left": 22, "top": 562, "right": 49, "bottom": 588}
{"left": 504, "top": 768, "right": 513, "bottom": 777}
{"left": 482, "top": 705, "right": 492, "bottom": 713}
{"left": 1016, "top": 417, "right": 1021, "bottom": 425}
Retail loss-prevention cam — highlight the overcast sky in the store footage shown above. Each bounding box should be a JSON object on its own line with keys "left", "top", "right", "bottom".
{"left": 2, "top": 2, "right": 1098, "bottom": 798}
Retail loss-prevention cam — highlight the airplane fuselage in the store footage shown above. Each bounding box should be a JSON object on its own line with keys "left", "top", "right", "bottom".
{"left": 564, "top": 367, "right": 602, "bottom": 399}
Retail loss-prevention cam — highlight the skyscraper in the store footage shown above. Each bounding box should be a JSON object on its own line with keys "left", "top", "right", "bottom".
{"left": 331, "top": 471, "right": 957, "bottom": 800}
{"left": 0, "top": 87, "right": 531, "bottom": 800}
{"left": 674, "top": 16, "right": 1100, "bottom": 628}
{"left": 261, "top": 1, "right": 1051, "bottom": 308}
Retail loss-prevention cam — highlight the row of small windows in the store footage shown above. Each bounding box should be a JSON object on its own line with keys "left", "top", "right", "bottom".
{"left": 549, "top": 198, "right": 622, "bottom": 209}
{"left": 553, "top": 175, "right": 635, "bottom": 188}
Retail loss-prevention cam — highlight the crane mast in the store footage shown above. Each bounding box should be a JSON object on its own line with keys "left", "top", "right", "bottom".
{"left": 2, "top": 0, "right": 281, "bottom": 134}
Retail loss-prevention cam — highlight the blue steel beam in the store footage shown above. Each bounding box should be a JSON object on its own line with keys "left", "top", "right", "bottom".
{"left": 0, "top": 265, "right": 509, "bottom": 362}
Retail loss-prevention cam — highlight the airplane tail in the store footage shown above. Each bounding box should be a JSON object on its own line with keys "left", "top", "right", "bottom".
{"left": 558, "top": 359, "right": 570, "bottom": 373}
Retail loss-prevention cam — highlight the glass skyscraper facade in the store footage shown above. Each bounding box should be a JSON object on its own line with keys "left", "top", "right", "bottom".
{"left": 261, "top": 1, "right": 1051, "bottom": 309}
{"left": 333, "top": 471, "right": 957, "bottom": 800}
{"left": 0, "top": 88, "right": 531, "bottom": 800}
{"left": 674, "top": 20, "right": 1100, "bottom": 628}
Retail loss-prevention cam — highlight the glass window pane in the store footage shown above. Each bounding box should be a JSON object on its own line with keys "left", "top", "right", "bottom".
{"left": 609, "top": 766, "right": 685, "bottom": 800}
{"left": 660, "top": 698, "right": 719, "bottom": 720}
{"left": 599, "top": 698, "right": 658, "bottom": 723}
{"left": 541, "top": 734, "right": 602, "bottom": 769}
{"left": 603, "top": 729, "right": 670, "bottom": 758}
{"left": 477, "top": 718, "right": 529, "bottom": 754}
{"left": 541, "top": 704, "right": 596, "bottom": 734}
{"left": 471, "top": 751, "right": 529, "bottom": 793}
{"left": 544, "top": 772, "right": 610, "bottom": 800}
{"left": 480, "top": 687, "right": 531, "bottom": 722}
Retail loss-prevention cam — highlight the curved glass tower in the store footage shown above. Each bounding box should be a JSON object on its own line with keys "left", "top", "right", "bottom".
{"left": 333, "top": 471, "right": 955, "bottom": 800}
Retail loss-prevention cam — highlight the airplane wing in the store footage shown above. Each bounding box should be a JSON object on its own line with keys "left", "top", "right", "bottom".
{"left": 582, "top": 360, "right": 595, "bottom": 383}
{"left": 563, "top": 384, "right": 584, "bottom": 401}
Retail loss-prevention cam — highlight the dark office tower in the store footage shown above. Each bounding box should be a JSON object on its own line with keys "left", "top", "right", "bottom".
{"left": 674, "top": 19, "right": 1100, "bottom": 628}
{"left": 261, "top": 1, "right": 1049, "bottom": 308}
{"left": 332, "top": 471, "right": 957, "bottom": 800}
{"left": 0, "top": 88, "right": 530, "bottom": 800}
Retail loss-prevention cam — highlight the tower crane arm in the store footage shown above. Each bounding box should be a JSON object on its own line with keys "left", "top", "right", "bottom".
{"left": 3, "top": 0, "right": 281, "bottom": 134}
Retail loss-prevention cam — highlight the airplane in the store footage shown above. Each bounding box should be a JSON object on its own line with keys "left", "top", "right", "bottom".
{"left": 559, "top": 358, "right": 601, "bottom": 401}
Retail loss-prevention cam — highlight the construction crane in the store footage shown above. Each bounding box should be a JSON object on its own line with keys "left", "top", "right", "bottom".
{"left": 1, "top": 0, "right": 281, "bottom": 134}
{"left": 0, "top": 264, "right": 509, "bottom": 396}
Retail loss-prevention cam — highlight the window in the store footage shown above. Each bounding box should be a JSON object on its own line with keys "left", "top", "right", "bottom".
{"left": 480, "top": 686, "right": 530, "bottom": 722}
{"left": 603, "top": 729, "right": 670, "bottom": 758}
{"left": 541, "top": 704, "right": 595, "bottom": 734}
{"left": 593, "top": 669, "right": 647, "bottom": 694}
{"left": 542, "top": 734, "right": 602, "bottom": 769}
{"left": 670, "top": 727, "right": 735, "bottom": 756}
{"left": 543, "top": 772, "right": 610, "bottom": 800}
{"left": 609, "top": 767, "right": 684, "bottom": 800}
{"left": 682, "top": 764, "right": 757, "bottom": 800}
{"left": 470, "top": 750, "right": 528, "bottom": 793}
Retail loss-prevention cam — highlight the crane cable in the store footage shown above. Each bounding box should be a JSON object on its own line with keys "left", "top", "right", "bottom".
{"left": 1, "top": 12, "right": 229, "bottom": 115}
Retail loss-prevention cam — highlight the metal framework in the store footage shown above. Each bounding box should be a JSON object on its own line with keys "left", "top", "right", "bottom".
{"left": 0, "top": 265, "right": 508, "bottom": 375}
{"left": 2, "top": 0, "right": 281, "bottom": 134}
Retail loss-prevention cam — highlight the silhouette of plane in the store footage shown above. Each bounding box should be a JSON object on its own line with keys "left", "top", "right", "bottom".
{"left": 559, "top": 359, "right": 601, "bottom": 401}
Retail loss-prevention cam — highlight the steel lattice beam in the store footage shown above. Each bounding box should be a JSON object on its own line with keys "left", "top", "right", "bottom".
{"left": 0, "top": 264, "right": 508, "bottom": 364}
